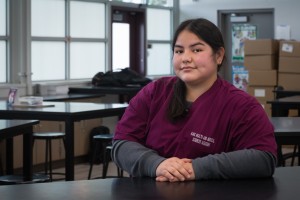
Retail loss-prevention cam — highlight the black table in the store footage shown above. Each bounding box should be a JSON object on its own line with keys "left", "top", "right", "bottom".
{"left": 43, "top": 93, "right": 105, "bottom": 102}
{"left": 270, "top": 117, "right": 300, "bottom": 166}
{"left": 267, "top": 95, "right": 300, "bottom": 117}
{"left": 0, "top": 167, "right": 299, "bottom": 200}
{"left": 69, "top": 85, "right": 142, "bottom": 103}
{"left": 0, "top": 120, "right": 39, "bottom": 182}
{"left": 273, "top": 89, "right": 300, "bottom": 98}
{"left": 0, "top": 101, "right": 127, "bottom": 181}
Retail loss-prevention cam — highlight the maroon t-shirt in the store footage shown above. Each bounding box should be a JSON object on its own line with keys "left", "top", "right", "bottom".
{"left": 114, "top": 76, "right": 277, "bottom": 159}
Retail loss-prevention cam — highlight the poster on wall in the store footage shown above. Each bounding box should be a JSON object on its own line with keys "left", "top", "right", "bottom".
{"left": 232, "top": 24, "right": 257, "bottom": 62}
{"left": 232, "top": 65, "right": 248, "bottom": 92}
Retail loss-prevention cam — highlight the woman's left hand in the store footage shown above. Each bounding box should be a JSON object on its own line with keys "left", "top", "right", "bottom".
{"left": 155, "top": 158, "right": 195, "bottom": 182}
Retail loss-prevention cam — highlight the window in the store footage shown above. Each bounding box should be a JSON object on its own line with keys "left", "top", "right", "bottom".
{"left": 112, "top": 23, "right": 130, "bottom": 71}
{"left": 110, "top": 0, "right": 145, "bottom": 4}
{"left": 69, "top": 1, "right": 106, "bottom": 79}
{"left": 147, "top": 8, "right": 172, "bottom": 76}
{"left": 0, "top": 0, "right": 7, "bottom": 83}
{"left": 147, "top": 43, "right": 171, "bottom": 75}
{"left": 109, "top": 0, "right": 173, "bottom": 7}
{"left": 31, "top": 41, "right": 65, "bottom": 81}
{"left": 31, "top": 0, "right": 106, "bottom": 81}
{"left": 148, "top": 0, "right": 173, "bottom": 7}
{"left": 31, "top": 0, "right": 65, "bottom": 81}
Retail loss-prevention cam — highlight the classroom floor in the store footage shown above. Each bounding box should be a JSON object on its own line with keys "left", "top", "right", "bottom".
{"left": 46, "top": 161, "right": 129, "bottom": 181}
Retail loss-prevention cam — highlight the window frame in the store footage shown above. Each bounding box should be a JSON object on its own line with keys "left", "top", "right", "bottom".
{"left": 31, "top": 0, "right": 107, "bottom": 82}
{"left": 3, "top": 0, "right": 177, "bottom": 87}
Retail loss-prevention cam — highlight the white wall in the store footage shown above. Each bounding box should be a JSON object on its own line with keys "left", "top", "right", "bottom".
{"left": 179, "top": 0, "right": 300, "bottom": 40}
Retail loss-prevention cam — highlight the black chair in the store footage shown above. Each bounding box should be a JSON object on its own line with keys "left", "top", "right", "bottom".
{"left": 88, "top": 134, "right": 123, "bottom": 179}
{"left": 282, "top": 145, "right": 300, "bottom": 166}
{"left": 274, "top": 85, "right": 289, "bottom": 116}
{"left": 33, "top": 132, "right": 66, "bottom": 181}
{"left": 103, "top": 145, "right": 123, "bottom": 178}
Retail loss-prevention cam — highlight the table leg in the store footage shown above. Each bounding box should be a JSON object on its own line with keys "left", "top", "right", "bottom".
{"left": 65, "top": 119, "right": 74, "bottom": 181}
{"left": 5, "top": 138, "right": 13, "bottom": 174}
{"left": 277, "top": 144, "right": 284, "bottom": 167}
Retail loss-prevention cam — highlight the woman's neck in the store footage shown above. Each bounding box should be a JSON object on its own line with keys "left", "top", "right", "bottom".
{"left": 185, "top": 75, "right": 217, "bottom": 102}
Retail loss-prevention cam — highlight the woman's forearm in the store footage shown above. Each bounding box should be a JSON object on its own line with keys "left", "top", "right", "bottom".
{"left": 192, "top": 149, "right": 277, "bottom": 180}
{"left": 111, "top": 140, "right": 165, "bottom": 177}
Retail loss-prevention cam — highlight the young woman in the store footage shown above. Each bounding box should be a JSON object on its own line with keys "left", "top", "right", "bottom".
{"left": 112, "top": 18, "right": 277, "bottom": 182}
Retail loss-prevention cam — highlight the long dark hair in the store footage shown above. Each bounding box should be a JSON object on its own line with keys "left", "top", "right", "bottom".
{"left": 167, "top": 18, "right": 225, "bottom": 122}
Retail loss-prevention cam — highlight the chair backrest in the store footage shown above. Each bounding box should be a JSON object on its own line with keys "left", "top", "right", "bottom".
{"left": 274, "top": 86, "right": 289, "bottom": 116}
{"left": 274, "top": 85, "right": 285, "bottom": 99}
{"left": 89, "top": 126, "right": 110, "bottom": 164}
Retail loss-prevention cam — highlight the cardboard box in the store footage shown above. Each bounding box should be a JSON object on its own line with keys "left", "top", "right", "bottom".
{"left": 278, "top": 73, "right": 300, "bottom": 90}
{"left": 244, "top": 55, "right": 278, "bottom": 70}
{"left": 279, "top": 56, "right": 300, "bottom": 73}
{"left": 279, "top": 40, "right": 300, "bottom": 57}
{"left": 248, "top": 70, "right": 277, "bottom": 86}
{"left": 244, "top": 39, "right": 279, "bottom": 55}
{"left": 247, "top": 86, "right": 274, "bottom": 101}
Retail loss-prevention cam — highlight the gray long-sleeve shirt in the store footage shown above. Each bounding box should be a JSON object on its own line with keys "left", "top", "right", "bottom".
{"left": 112, "top": 140, "right": 277, "bottom": 180}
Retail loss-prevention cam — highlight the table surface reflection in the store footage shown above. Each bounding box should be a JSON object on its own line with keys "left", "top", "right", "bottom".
{"left": 0, "top": 101, "right": 127, "bottom": 113}
{"left": 0, "top": 167, "right": 299, "bottom": 200}
{"left": 271, "top": 117, "right": 300, "bottom": 135}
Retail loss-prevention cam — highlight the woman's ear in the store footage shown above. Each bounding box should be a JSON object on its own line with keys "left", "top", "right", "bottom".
{"left": 216, "top": 47, "right": 225, "bottom": 64}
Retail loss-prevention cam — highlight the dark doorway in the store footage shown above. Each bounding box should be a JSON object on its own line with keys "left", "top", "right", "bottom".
{"left": 111, "top": 6, "right": 146, "bottom": 75}
{"left": 218, "top": 9, "right": 274, "bottom": 83}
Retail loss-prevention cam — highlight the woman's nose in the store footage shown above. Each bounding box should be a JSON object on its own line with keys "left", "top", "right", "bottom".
{"left": 182, "top": 52, "right": 192, "bottom": 63}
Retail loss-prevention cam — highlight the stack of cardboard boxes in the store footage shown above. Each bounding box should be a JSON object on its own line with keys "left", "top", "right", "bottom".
{"left": 244, "top": 39, "right": 279, "bottom": 116}
{"left": 278, "top": 40, "right": 300, "bottom": 90}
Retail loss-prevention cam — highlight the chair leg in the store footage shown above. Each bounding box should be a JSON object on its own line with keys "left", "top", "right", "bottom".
{"left": 45, "top": 140, "right": 49, "bottom": 176}
{"left": 102, "top": 145, "right": 109, "bottom": 179}
{"left": 278, "top": 145, "right": 285, "bottom": 167}
{"left": 117, "top": 167, "right": 123, "bottom": 177}
{"left": 0, "top": 154, "right": 3, "bottom": 176}
{"left": 50, "top": 139, "right": 53, "bottom": 181}
{"left": 291, "top": 145, "right": 297, "bottom": 166}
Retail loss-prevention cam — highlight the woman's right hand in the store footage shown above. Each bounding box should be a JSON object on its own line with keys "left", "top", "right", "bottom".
{"left": 155, "top": 157, "right": 194, "bottom": 182}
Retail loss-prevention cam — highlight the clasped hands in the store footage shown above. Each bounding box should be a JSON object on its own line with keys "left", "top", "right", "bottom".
{"left": 155, "top": 157, "right": 195, "bottom": 182}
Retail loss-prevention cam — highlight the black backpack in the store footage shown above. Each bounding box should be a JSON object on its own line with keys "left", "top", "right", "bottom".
{"left": 88, "top": 126, "right": 111, "bottom": 164}
{"left": 92, "top": 68, "right": 152, "bottom": 87}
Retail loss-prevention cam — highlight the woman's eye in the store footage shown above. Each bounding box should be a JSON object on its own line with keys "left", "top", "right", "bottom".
{"left": 174, "top": 50, "right": 183, "bottom": 54}
{"left": 193, "top": 49, "right": 201, "bottom": 53}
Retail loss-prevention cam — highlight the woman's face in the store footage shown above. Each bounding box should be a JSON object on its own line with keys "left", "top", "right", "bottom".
{"left": 173, "top": 30, "right": 224, "bottom": 86}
